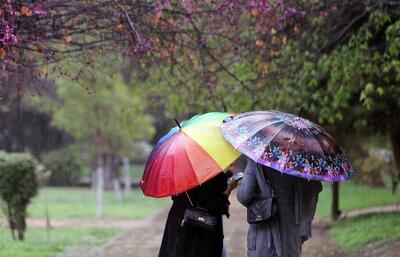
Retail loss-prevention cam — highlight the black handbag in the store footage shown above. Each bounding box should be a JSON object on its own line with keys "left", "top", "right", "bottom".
{"left": 247, "top": 169, "right": 278, "bottom": 224}
{"left": 181, "top": 192, "right": 218, "bottom": 231}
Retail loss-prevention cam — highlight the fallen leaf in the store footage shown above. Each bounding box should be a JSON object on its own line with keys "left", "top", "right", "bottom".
{"left": 35, "top": 43, "right": 44, "bottom": 52}
{"left": 294, "top": 25, "right": 299, "bottom": 33}
{"left": 63, "top": 35, "right": 72, "bottom": 43}
{"left": 35, "top": 69, "right": 44, "bottom": 77}
{"left": 256, "top": 40, "right": 265, "bottom": 48}
{"left": 116, "top": 23, "right": 124, "bottom": 30}
{"left": 271, "top": 51, "right": 280, "bottom": 57}
{"left": 272, "top": 36, "right": 281, "bottom": 45}
{"left": 0, "top": 48, "right": 6, "bottom": 59}
{"left": 21, "top": 6, "right": 33, "bottom": 16}
{"left": 282, "top": 36, "right": 288, "bottom": 45}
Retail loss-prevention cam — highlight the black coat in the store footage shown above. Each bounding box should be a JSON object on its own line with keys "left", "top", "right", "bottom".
{"left": 158, "top": 173, "right": 230, "bottom": 257}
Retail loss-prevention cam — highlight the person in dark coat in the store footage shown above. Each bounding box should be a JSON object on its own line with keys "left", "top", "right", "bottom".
{"left": 158, "top": 172, "right": 237, "bottom": 257}
{"left": 237, "top": 158, "right": 322, "bottom": 257}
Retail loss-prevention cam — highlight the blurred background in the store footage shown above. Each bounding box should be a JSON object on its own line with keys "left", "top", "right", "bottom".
{"left": 0, "top": 1, "right": 399, "bottom": 257}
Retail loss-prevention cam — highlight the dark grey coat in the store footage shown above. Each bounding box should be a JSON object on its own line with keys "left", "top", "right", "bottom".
{"left": 237, "top": 158, "right": 322, "bottom": 257}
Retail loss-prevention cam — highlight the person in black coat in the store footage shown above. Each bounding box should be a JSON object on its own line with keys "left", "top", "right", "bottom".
{"left": 158, "top": 172, "right": 237, "bottom": 257}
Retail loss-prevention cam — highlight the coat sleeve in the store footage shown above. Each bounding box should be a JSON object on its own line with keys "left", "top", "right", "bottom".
{"left": 237, "top": 159, "right": 258, "bottom": 207}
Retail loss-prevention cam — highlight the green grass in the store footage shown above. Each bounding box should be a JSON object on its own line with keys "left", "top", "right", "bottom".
{"left": 0, "top": 227, "right": 118, "bottom": 257}
{"left": 0, "top": 187, "right": 169, "bottom": 220}
{"left": 329, "top": 213, "right": 400, "bottom": 251}
{"left": 315, "top": 182, "right": 400, "bottom": 252}
{"left": 316, "top": 182, "right": 399, "bottom": 219}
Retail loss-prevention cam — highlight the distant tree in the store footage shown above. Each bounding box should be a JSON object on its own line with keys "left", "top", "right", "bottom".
{"left": 30, "top": 56, "right": 155, "bottom": 217}
{"left": 0, "top": 152, "right": 39, "bottom": 241}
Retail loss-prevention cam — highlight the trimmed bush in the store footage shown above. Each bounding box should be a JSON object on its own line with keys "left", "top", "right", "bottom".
{"left": 0, "top": 151, "right": 39, "bottom": 240}
{"left": 41, "top": 146, "right": 83, "bottom": 186}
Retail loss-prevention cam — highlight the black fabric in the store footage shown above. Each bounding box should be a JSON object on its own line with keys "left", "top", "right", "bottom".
{"left": 247, "top": 198, "right": 278, "bottom": 224}
{"left": 182, "top": 207, "right": 218, "bottom": 231}
{"left": 158, "top": 173, "right": 230, "bottom": 257}
{"left": 247, "top": 167, "right": 278, "bottom": 224}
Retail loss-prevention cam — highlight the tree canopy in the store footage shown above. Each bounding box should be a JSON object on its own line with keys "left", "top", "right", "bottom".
{"left": 30, "top": 57, "right": 155, "bottom": 159}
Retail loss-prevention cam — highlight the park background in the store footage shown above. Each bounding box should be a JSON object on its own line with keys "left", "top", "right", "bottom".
{"left": 0, "top": 1, "right": 400, "bottom": 257}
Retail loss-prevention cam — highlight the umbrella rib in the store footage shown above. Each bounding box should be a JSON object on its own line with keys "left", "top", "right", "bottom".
{"left": 233, "top": 119, "right": 285, "bottom": 148}
{"left": 277, "top": 126, "right": 298, "bottom": 174}
{"left": 180, "top": 132, "right": 203, "bottom": 189}
{"left": 255, "top": 122, "right": 287, "bottom": 164}
{"left": 157, "top": 136, "right": 178, "bottom": 196}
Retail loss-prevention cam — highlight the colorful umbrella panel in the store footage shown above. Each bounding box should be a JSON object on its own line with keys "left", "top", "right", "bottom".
{"left": 222, "top": 111, "right": 354, "bottom": 182}
{"left": 141, "top": 112, "right": 240, "bottom": 197}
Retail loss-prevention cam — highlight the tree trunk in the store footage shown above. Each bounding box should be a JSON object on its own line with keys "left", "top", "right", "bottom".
{"left": 17, "top": 216, "right": 26, "bottom": 241}
{"left": 112, "top": 178, "right": 123, "bottom": 202}
{"left": 109, "top": 155, "right": 122, "bottom": 201}
{"left": 90, "top": 163, "right": 97, "bottom": 190}
{"left": 7, "top": 204, "right": 16, "bottom": 241}
{"left": 390, "top": 126, "right": 400, "bottom": 193}
{"left": 96, "top": 155, "right": 105, "bottom": 218}
{"left": 94, "top": 114, "right": 105, "bottom": 218}
{"left": 16, "top": 205, "right": 27, "bottom": 241}
{"left": 104, "top": 154, "right": 114, "bottom": 190}
{"left": 123, "top": 158, "right": 132, "bottom": 199}
{"left": 331, "top": 182, "right": 341, "bottom": 221}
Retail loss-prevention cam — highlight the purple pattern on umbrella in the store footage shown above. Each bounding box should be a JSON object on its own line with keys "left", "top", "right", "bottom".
{"left": 221, "top": 111, "right": 354, "bottom": 182}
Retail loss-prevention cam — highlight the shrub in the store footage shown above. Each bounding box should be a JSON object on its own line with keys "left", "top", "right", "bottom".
{"left": 0, "top": 151, "right": 39, "bottom": 240}
{"left": 41, "top": 146, "right": 83, "bottom": 186}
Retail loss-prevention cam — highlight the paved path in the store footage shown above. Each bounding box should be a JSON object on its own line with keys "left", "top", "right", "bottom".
{"left": 59, "top": 198, "right": 343, "bottom": 257}
{"left": 340, "top": 204, "right": 400, "bottom": 220}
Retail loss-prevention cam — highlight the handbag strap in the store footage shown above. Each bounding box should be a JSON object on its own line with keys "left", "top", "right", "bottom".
{"left": 185, "top": 191, "right": 211, "bottom": 212}
{"left": 185, "top": 191, "right": 194, "bottom": 207}
{"left": 255, "top": 165, "right": 275, "bottom": 199}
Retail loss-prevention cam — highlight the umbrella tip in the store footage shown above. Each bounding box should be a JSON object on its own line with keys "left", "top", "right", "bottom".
{"left": 298, "top": 106, "right": 305, "bottom": 118}
{"left": 174, "top": 119, "right": 182, "bottom": 129}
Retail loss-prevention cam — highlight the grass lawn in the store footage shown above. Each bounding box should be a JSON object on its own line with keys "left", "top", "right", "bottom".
{"left": 0, "top": 187, "right": 170, "bottom": 220}
{"left": 315, "top": 182, "right": 399, "bottom": 219}
{"left": 0, "top": 227, "right": 118, "bottom": 257}
{"left": 329, "top": 213, "right": 400, "bottom": 251}
{"left": 315, "top": 182, "right": 400, "bottom": 252}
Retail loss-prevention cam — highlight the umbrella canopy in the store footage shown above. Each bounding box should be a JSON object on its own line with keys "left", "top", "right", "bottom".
{"left": 141, "top": 112, "right": 241, "bottom": 197}
{"left": 221, "top": 111, "right": 354, "bottom": 182}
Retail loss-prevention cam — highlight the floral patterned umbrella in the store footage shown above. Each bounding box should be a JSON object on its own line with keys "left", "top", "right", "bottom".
{"left": 221, "top": 111, "right": 354, "bottom": 182}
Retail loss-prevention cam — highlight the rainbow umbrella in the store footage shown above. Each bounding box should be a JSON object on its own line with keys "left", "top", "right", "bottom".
{"left": 140, "top": 112, "right": 241, "bottom": 198}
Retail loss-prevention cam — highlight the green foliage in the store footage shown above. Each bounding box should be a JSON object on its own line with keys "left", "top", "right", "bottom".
{"left": 0, "top": 227, "right": 118, "bottom": 257}
{"left": 41, "top": 146, "right": 83, "bottom": 186}
{"left": 330, "top": 213, "right": 400, "bottom": 251}
{"left": 0, "top": 152, "right": 39, "bottom": 240}
{"left": 352, "top": 156, "right": 388, "bottom": 187}
{"left": 269, "top": 9, "right": 399, "bottom": 129}
{"left": 149, "top": 6, "right": 400, "bottom": 133}
{"left": 30, "top": 57, "right": 155, "bottom": 160}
